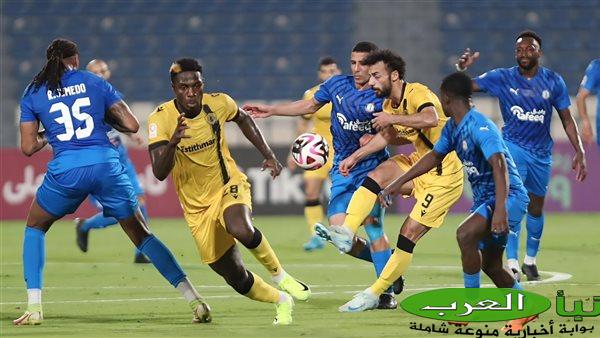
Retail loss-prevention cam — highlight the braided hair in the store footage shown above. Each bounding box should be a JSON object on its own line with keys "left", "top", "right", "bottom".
{"left": 29, "top": 38, "right": 78, "bottom": 93}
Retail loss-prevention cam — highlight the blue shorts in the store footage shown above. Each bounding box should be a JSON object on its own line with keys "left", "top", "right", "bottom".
{"left": 473, "top": 192, "right": 529, "bottom": 250}
{"left": 117, "top": 144, "right": 144, "bottom": 196}
{"left": 506, "top": 141, "right": 551, "bottom": 197}
{"left": 327, "top": 158, "right": 382, "bottom": 218}
{"left": 36, "top": 162, "right": 138, "bottom": 219}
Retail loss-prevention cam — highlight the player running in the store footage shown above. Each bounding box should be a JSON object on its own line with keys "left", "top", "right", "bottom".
{"left": 244, "top": 42, "right": 401, "bottom": 309}
{"left": 288, "top": 56, "right": 341, "bottom": 251}
{"left": 576, "top": 58, "right": 600, "bottom": 149}
{"left": 380, "top": 72, "right": 535, "bottom": 331}
{"left": 147, "top": 58, "right": 310, "bottom": 325}
{"left": 316, "top": 50, "right": 464, "bottom": 312}
{"left": 457, "top": 31, "right": 587, "bottom": 281}
{"left": 75, "top": 59, "right": 150, "bottom": 264}
{"left": 14, "top": 39, "right": 210, "bottom": 326}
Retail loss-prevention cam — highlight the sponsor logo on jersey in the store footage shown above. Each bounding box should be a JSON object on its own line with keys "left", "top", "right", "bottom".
{"left": 177, "top": 139, "right": 216, "bottom": 153}
{"left": 510, "top": 105, "right": 545, "bottom": 124}
{"left": 365, "top": 103, "right": 375, "bottom": 113}
{"left": 336, "top": 113, "right": 372, "bottom": 132}
{"left": 542, "top": 90, "right": 550, "bottom": 100}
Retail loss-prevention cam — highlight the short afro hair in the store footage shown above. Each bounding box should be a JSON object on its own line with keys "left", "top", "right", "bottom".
{"left": 318, "top": 56, "right": 337, "bottom": 69}
{"left": 361, "top": 49, "right": 406, "bottom": 80}
{"left": 170, "top": 58, "right": 203, "bottom": 82}
{"left": 441, "top": 72, "right": 473, "bottom": 100}
{"left": 352, "top": 41, "right": 379, "bottom": 53}
{"left": 516, "top": 30, "right": 542, "bottom": 48}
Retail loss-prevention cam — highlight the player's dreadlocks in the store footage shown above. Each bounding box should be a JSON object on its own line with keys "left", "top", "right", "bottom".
{"left": 29, "top": 38, "right": 78, "bottom": 93}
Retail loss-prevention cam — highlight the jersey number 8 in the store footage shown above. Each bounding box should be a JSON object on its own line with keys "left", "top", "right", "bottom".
{"left": 49, "top": 97, "right": 94, "bottom": 141}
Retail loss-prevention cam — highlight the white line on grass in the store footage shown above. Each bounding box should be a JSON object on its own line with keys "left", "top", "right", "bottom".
{"left": 0, "top": 270, "right": 573, "bottom": 306}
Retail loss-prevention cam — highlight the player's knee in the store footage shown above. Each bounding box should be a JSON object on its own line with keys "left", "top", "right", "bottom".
{"left": 227, "top": 222, "right": 255, "bottom": 246}
{"left": 238, "top": 226, "right": 263, "bottom": 249}
{"left": 527, "top": 198, "right": 544, "bottom": 216}
{"left": 364, "top": 222, "right": 384, "bottom": 242}
{"left": 456, "top": 227, "right": 475, "bottom": 247}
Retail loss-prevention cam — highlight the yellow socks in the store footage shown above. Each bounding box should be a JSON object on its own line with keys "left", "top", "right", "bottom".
{"left": 247, "top": 229, "right": 283, "bottom": 276}
{"left": 345, "top": 177, "right": 382, "bottom": 232}
{"left": 370, "top": 235, "right": 416, "bottom": 295}
{"left": 304, "top": 201, "right": 323, "bottom": 235}
{"left": 244, "top": 272, "right": 280, "bottom": 303}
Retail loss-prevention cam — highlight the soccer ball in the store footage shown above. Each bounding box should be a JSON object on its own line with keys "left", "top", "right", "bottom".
{"left": 291, "top": 133, "right": 329, "bottom": 170}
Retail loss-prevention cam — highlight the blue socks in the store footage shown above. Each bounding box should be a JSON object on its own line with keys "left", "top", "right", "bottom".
{"left": 23, "top": 227, "right": 45, "bottom": 289}
{"left": 525, "top": 214, "right": 544, "bottom": 258}
{"left": 506, "top": 220, "right": 521, "bottom": 261}
{"left": 463, "top": 271, "right": 481, "bottom": 288}
{"left": 138, "top": 235, "right": 186, "bottom": 287}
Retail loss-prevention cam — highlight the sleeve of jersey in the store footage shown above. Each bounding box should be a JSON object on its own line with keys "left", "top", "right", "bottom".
{"left": 222, "top": 94, "right": 240, "bottom": 121}
{"left": 301, "top": 89, "right": 315, "bottom": 120}
{"left": 473, "top": 68, "right": 503, "bottom": 96}
{"left": 432, "top": 123, "right": 454, "bottom": 156}
{"left": 313, "top": 78, "right": 333, "bottom": 104}
{"left": 475, "top": 122, "right": 505, "bottom": 160}
{"left": 581, "top": 61, "right": 599, "bottom": 93}
{"left": 551, "top": 74, "right": 571, "bottom": 111}
{"left": 102, "top": 79, "right": 123, "bottom": 110}
{"left": 19, "top": 92, "right": 37, "bottom": 123}
{"left": 409, "top": 86, "right": 436, "bottom": 113}
{"left": 147, "top": 109, "right": 170, "bottom": 146}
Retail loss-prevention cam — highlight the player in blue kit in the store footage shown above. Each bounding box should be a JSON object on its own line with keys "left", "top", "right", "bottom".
{"left": 380, "top": 72, "right": 535, "bottom": 331}
{"left": 457, "top": 31, "right": 587, "bottom": 281}
{"left": 75, "top": 59, "right": 150, "bottom": 264}
{"left": 576, "top": 59, "right": 600, "bottom": 149}
{"left": 244, "top": 42, "right": 401, "bottom": 308}
{"left": 14, "top": 39, "right": 210, "bottom": 325}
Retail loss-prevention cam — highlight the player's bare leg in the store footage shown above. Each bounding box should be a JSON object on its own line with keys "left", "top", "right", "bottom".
{"left": 223, "top": 204, "right": 310, "bottom": 301}
{"left": 209, "top": 245, "right": 293, "bottom": 325}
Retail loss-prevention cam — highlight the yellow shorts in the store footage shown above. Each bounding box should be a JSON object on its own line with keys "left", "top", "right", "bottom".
{"left": 183, "top": 178, "right": 252, "bottom": 264}
{"left": 391, "top": 153, "right": 464, "bottom": 228}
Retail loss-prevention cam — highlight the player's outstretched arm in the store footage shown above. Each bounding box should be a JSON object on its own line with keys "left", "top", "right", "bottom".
{"left": 19, "top": 120, "right": 47, "bottom": 156}
{"left": 575, "top": 88, "right": 595, "bottom": 145}
{"left": 106, "top": 100, "right": 139, "bottom": 133}
{"left": 380, "top": 150, "right": 444, "bottom": 206}
{"left": 149, "top": 113, "right": 189, "bottom": 181}
{"left": 243, "top": 98, "right": 324, "bottom": 119}
{"left": 232, "top": 108, "right": 282, "bottom": 179}
{"left": 372, "top": 106, "right": 439, "bottom": 131}
{"left": 488, "top": 152, "right": 509, "bottom": 235}
{"left": 456, "top": 48, "right": 482, "bottom": 92}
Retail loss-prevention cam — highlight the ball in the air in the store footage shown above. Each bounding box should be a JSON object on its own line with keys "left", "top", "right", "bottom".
{"left": 291, "top": 133, "right": 329, "bottom": 170}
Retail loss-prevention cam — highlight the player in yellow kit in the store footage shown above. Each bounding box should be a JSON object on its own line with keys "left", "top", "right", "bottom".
{"left": 148, "top": 58, "right": 310, "bottom": 325}
{"left": 315, "top": 50, "right": 464, "bottom": 311}
{"left": 287, "top": 57, "right": 341, "bottom": 251}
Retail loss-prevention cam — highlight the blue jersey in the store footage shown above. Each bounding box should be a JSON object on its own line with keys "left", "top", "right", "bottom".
{"left": 314, "top": 75, "right": 389, "bottom": 165}
{"left": 433, "top": 108, "right": 526, "bottom": 207}
{"left": 474, "top": 66, "right": 571, "bottom": 158}
{"left": 580, "top": 59, "right": 600, "bottom": 144}
{"left": 20, "top": 70, "right": 122, "bottom": 173}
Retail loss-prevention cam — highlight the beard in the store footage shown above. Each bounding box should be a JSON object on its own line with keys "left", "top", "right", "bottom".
{"left": 376, "top": 83, "right": 392, "bottom": 98}
{"left": 518, "top": 57, "right": 539, "bottom": 70}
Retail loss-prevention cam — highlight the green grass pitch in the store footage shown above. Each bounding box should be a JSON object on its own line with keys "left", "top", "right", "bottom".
{"left": 1, "top": 214, "right": 599, "bottom": 337}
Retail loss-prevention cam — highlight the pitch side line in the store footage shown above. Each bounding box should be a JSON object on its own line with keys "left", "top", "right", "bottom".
{"left": 0, "top": 271, "right": 573, "bottom": 306}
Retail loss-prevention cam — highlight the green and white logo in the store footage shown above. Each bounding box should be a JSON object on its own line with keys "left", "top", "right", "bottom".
{"left": 401, "top": 288, "right": 551, "bottom": 322}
